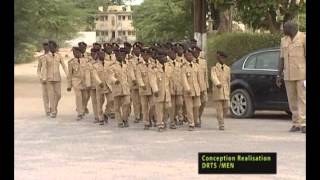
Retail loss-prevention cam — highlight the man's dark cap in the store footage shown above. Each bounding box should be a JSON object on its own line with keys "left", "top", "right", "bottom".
{"left": 78, "top": 42, "right": 87, "bottom": 47}
{"left": 190, "top": 38, "right": 197, "bottom": 42}
{"left": 184, "top": 48, "right": 193, "bottom": 53}
{"left": 103, "top": 43, "right": 112, "bottom": 47}
{"left": 217, "top": 50, "right": 228, "bottom": 58}
{"left": 42, "top": 42, "right": 49, "bottom": 46}
{"left": 141, "top": 48, "right": 151, "bottom": 54}
{"left": 124, "top": 42, "right": 132, "bottom": 47}
{"left": 119, "top": 47, "right": 127, "bottom": 53}
{"left": 191, "top": 45, "right": 202, "bottom": 51}
{"left": 112, "top": 43, "right": 119, "bottom": 48}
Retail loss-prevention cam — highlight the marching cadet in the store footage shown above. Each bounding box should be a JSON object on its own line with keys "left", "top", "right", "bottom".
{"left": 136, "top": 48, "right": 156, "bottom": 130}
{"left": 210, "top": 51, "right": 230, "bottom": 131}
{"left": 112, "top": 43, "right": 120, "bottom": 52}
{"left": 129, "top": 43, "right": 142, "bottom": 123}
{"left": 124, "top": 42, "right": 133, "bottom": 60}
{"left": 44, "top": 40, "right": 68, "bottom": 118}
{"left": 37, "top": 42, "right": 50, "bottom": 116}
{"left": 150, "top": 51, "right": 173, "bottom": 132}
{"left": 108, "top": 48, "right": 136, "bottom": 128}
{"left": 67, "top": 47, "right": 89, "bottom": 120}
{"left": 191, "top": 46, "right": 208, "bottom": 127}
{"left": 276, "top": 21, "right": 306, "bottom": 133}
{"left": 93, "top": 50, "right": 112, "bottom": 125}
{"left": 181, "top": 48, "right": 203, "bottom": 131}
{"left": 78, "top": 41, "right": 90, "bottom": 114}
{"left": 167, "top": 48, "right": 183, "bottom": 129}
{"left": 86, "top": 48, "right": 103, "bottom": 123}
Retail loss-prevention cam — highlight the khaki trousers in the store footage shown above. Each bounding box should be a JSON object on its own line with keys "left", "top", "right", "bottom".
{"left": 82, "top": 90, "right": 90, "bottom": 111}
{"left": 73, "top": 88, "right": 85, "bottom": 115}
{"left": 214, "top": 100, "right": 229, "bottom": 126}
{"left": 285, "top": 80, "right": 306, "bottom": 126}
{"left": 96, "top": 90, "right": 113, "bottom": 121}
{"left": 155, "top": 102, "right": 171, "bottom": 128}
{"left": 131, "top": 89, "right": 141, "bottom": 119}
{"left": 89, "top": 89, "right": 98, "bottom": 119}
{"left": 199, "top": 91, "right": 208, "bottom": 121}
{"left": 183, "top": 95, "right": 201, "bottom": 127}
{"left": 47, "top": 81, "right": 61, "bottom": 114}
{"left": 114, "top": 95, "right": 131, "bottom": 123}
{"left": 41, "top": 82, "right": 50, "bottom": 114}
{"left": 170, "top": 95, "right": 183, "bottom": 125}
{"left": 141, "top": 95, "right": 154, "bottom": 126}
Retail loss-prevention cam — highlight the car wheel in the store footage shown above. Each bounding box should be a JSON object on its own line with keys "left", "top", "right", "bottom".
{"left": 230, "top": 89, "right": 254, "bottom": 118}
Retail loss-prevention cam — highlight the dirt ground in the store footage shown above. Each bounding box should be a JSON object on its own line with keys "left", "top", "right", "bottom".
{"left": 14, "top": 60, "right": 305, "bottom": 180}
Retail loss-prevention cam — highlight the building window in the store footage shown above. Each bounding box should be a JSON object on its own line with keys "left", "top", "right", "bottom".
{"left": 128, "top": 16, "right": 132, "bottom": 20}
{"left": 100, "top": 16, "right": 104, "bottom": 21}
{"left": 104, "top": 31, "right": 108, "bottom": 36}
{"left": 132, "top": 31, "right": 136, "bottom": 35}
{"left": 95, "top": 17, "right": 99, "bottom": 21}
{"left": 128, "top": 31, "right": 131, "bottom": 36}
{"left": 96, "top": 31, "right": 99, "bottom": 36}
{"left": 118, "top": 16, "right": 121, "bottom": 20}
{"left": 112, "top": 17, "right": 115, "bottom": 26}
{"left": 122, "top": 16, "right": 125, "bottom": 20}
{"left": 105, "top": 16, "right": 108, "bottom": 21}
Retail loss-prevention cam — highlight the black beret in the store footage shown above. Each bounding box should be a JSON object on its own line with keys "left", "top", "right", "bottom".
{"left": 191, "top": 45, "right": 202, "bottom": 51}
{"left": 217, "top": 50, "right": 228, "bottom": 58}
{"left": 119, "top": 47, "right": 127, "bottom": 53}
{"left": 78, "top": 42, "right": 87, "bottom": 47}
{"left": 124, "top": 42, "right": 132, "bottom": 47}
{"left": 112, "top": 43, "right": 119, "bottom": 48}
{"left": 42, "top": 42, "right": 49, "bottom": 46}
{"left": 190, "top": 38, "right": 197, "bottom": 42}
{"left": 184, "top": 48, "right": 193, "bottom": 53}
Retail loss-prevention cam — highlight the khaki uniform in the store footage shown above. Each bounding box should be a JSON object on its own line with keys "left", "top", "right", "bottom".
{"left": 136, "top": 59, "right": 156, "bottom": 126}
{"left": 67, "top": 58, "right": 88, "bottom": 115}
{"left": 127, "top": 55, "right": 142, "bottom": 120}
{"left": 37, "top": 54, "right": 50, "bottom": 114}
{"left": 109, "top": 61, "right": 135, "bottom": 124}
{"left": 150, "top": 62, "right": 173, "bottom": 128}
{"left": 168, "top": 58, "right": 184, "bottom": 125}
{"left": 195, "top": 57, "right": 209, "bottom": 122}
{"left": 280, "top": 31, "right": 306, "bottom": 127}
{"left": 177, "top": 55, "right": 188, "bottom": 119}
{"left": 210, "top": 63, "right": 231, "bottom": 127}
{"left": 181, "top": 61, "right": 202, "bottom": 127}
{"left": 93, "top": 61, "right": 114, "bottom": 121}
{"left": 44, "top": 53, "right": 68, "bottom": 114}
{"left": 86, "top": 60, "right": 103, "bottom": 119}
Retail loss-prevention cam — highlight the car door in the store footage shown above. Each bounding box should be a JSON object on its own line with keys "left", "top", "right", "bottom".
{"left": 243, "top": 50, "right": 288, "bottom": 109}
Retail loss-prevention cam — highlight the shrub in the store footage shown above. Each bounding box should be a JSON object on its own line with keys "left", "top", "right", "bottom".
{"left": 14, "top": 43, "right": 37, "bottom": 64}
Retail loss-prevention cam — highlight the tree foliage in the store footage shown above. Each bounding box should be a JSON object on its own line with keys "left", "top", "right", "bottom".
{"left": 132, "top": 0, "right": 193, "bottom": 44}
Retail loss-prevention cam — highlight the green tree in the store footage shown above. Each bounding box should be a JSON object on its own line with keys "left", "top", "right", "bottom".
{"left": 133, "top": 0, "right": 193, "bottom": 44}
{"left": 208, "top": 0, "right": 235, "bottom": 33}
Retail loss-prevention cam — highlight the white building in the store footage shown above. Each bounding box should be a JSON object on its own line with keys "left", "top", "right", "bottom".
{"left": 95, "top": 5, "right": 136, "bottom": 43}
{"left": 65, "top": 31, "right": 96, "bottom": 47}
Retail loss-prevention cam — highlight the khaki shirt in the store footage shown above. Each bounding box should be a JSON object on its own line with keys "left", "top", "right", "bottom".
{"left": 280, "top": 31, "right": 306, "bottom": 80}
{"left": 86, "top": 60, "right": 102, "bottom": 89}
{"left": 44, "top": 53, "right": 68, "bottom": 82}
{"left": 126, "top": 55, "right": 141, "bottom": 90}
{"left": 195, "top": 57, "right": 209, "bottom": 91}
{"left": 210, "top": 63, "right": 230, "bottom": 100}
{"left": 136, "top": 59, "right": 156, "bottom": 96}
{"left": 93, "top": 61, "right": 112, "bottom": 94}
{"left": 104, "top": 53, "right": 116, "bottom": 67}
{"left": 167, "top": 58, "right": 183, "bottom": 95}
{"left": 108, "top": 61, "right": 135, "bottom": 97}
{"left": 150, "top": 62, "right": 173, "bottom": 103}
{"left": 37, "top": 54, "right": 48, "bottom": 81}
{"left": 181, "top": 61, "right": 202, "bottom": 97}
{"left": 67, "top": 58, "right": 88, "bottom": 89}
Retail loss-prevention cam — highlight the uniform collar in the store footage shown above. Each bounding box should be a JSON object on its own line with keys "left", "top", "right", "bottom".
{"left": 216, "top": 62, "right": 225, "bottom": 69}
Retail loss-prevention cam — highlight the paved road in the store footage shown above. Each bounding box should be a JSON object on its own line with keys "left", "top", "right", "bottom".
{"left": 14, "top": 62, "right": 305, "bottom": 180}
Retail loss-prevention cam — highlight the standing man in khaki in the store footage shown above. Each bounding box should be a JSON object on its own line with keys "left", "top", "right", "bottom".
{"left": 37, "top": 42, "right": 50, "bottom": 116}
{"left": 211, "top": 51, "right": 230, "bottom": 131}
{"left": 78, "top": 42, "right": 90, "bottom": 114}
{"left": 276, "top": 21, "right": 306, "bottom": 133}
{"left": 44, "top": 40, "right": 68, "bottom": 118}
{"left": 181, "top": 48, "right": 203, "bottom": 131}
{"left": 191, "top": 46, "right": 208, "bottom": 127}
{"left": 108, "top": 48, "right": 135, "bottom": 128}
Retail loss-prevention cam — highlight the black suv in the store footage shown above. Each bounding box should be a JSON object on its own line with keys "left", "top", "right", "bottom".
{"left": 230, "top": 47, "right": 290, "bottom": 118}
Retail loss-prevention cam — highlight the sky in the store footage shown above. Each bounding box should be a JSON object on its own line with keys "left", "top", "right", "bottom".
{"left": 125, "top": 0, "right": 144, "bottom": 5}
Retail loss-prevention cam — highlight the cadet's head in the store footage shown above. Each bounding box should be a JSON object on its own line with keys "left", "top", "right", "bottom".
{"left": 78, "top": 42, "right": 87, "bottom": 53}
{"left": 103, "top": 43, "right": 113, "bottom": 54}
{"left": 283, "top": 21, "right": 298, "bottom": 37}
{"left": 93, "top": 42, "right": 102, "bottom": 51}
{"left": 48, "top": 40, "right": 58, "bottom": 53}
{"left": 157, "top": 51, "right": 167, "bottom": 64}
{"left": 190, "top": 38, "right": 197, "bottom": 46}
{"left": 141, "top": 48, "right": 151, "bottom": 61}
{"left": 112, "top": 43, "right": 120, "bottom": 51}
{"left": 184, "top": 48, "right": 194, "bottom": 62}
{"left": 167, "top": 49, "right": 176, "bottom": 60}
{"left": 132, "top": 44, "right": 141, "bottom": 56}
{"left": 175, "top": 43, "right": 184, "bottom": 56}
{"left": 42, "top": 42, "right": 49, "bottom": 53}
{"left": 97, "top": 50, "right": 105, "bottom": 61}
{"left": 216, "top": 50, "right": 228, "bottom": 64}
{"left": 124, "top": 42, "right": 132, "bottom": 54}
{"left": 115, "top": 48, "right": 126, "bottom": 62}
{"left": 91, "top": 48, "right": 98, "bottom": 60}
{"left": 72, "top": 47, "right": 82, "bottom": 58}
{"left": 191, "top": 46, "right": 201, "bottom": 58}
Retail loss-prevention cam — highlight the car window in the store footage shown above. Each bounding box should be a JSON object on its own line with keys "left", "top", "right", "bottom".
{"left": 255, "top": 51, "right": 279, "bottom": 70}
{"left": 244, "top": 55, "right": 257, "bottom": 69}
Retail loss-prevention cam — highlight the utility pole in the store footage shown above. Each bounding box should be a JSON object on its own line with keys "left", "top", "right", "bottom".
{"left": 193, "top": 0, "right": 207, "bottom": 58}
